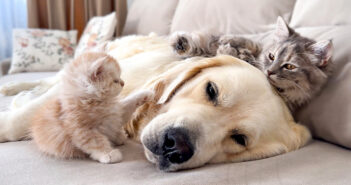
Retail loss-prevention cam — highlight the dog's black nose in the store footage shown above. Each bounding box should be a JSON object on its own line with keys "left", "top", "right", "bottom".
{"left": 162, "top": 128, "right": 194, "bottom": 164}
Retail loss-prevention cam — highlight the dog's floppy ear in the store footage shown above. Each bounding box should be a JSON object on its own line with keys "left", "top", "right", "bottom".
{"left": 145, "top": 55, "right": 242, "bottom": 104}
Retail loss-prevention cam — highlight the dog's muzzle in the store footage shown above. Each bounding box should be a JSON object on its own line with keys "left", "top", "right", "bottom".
{"left": 143, "top": 127, "right": 195, "bottom": 168}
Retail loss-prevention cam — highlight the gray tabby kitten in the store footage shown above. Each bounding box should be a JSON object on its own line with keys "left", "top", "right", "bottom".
{"left": 170, "top": 17, "right": 333, "bottom": 112}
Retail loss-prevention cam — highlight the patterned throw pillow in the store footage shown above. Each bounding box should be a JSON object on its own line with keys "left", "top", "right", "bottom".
{"left": 74, "top": 12, "right": 117, "bottom": 58}
{"left": 9, "top": 29, "right": 77, "bottom": 74}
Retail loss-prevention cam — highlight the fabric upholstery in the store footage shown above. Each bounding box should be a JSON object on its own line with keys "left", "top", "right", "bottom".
{"left": 1, "top": 140, "right": 351, "bottom": 185}
{"left": 122, "top": 0, "right": 179, "bottom": 35}
{"left": 290, "top": 0, "right": 351, "bottom": 27}
{"left": 170, "top": 0, "right": 296, "bottom": 35}
{"left": 295, "top": 26, "right": 351, "bottom": 149}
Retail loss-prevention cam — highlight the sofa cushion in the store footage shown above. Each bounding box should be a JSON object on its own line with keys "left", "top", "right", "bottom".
{"left": 290, "top": 0, "right": 351, "bottom": 27}
{"left": 10, "top": 29, "right": 77, "bottom": 74}
{"left": 171, "top": 0, "right": 296, "bottom": 35}
{"left": 122, "top": 0, "right": 179, "bottom": 35}
{"left": 1, "top": 140, "right": 350, "bottom": 185}
{"left": 294, "top": 26, "right": 351, "bottom": 149}
{"left": 75, "top": 12, "right": 117, "bottom": 58}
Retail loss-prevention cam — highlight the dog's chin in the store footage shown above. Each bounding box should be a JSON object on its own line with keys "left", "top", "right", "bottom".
{"left": 144, "top": 148, "right": 191, "bottom": 172}
{"left": 144, "top": 148, "right": 179, "bottom": 172}
{"left": 158, "top": 157, "right": 178, "bottom": 172}
{"left": 144, "top": 148, "right": 158, "bottom": 164}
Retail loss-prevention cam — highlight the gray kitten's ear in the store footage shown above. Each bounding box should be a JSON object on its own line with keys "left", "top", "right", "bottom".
{"left": 274, "top": 16, "right": 293, "bottom": 42}
{"left": 310, "top": 40, "right": 333, "bottom": 67}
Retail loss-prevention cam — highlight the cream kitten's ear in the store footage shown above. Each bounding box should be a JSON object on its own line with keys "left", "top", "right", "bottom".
{"left": 274, "top": 16, "right": 293, "bottom": 42}
{"left": 310, "top": 40, "right": 333, "bottom": 67}
{"left": 90, "top": 57, "right": 107, "bottom": 81}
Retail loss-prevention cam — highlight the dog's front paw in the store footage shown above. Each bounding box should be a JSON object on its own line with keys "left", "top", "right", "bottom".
{"left": 0, "top": 82, "right": 23, "bottom": 96}
{"left": 97, "top": 149, "right": 123, "bottom": 164}
{"left": 170, "top": 32, "right": 192, "bottom": 56}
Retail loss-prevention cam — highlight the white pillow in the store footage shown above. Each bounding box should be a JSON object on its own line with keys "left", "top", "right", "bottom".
{"left": 10, "top": 29, "right": 77, "bottom": 74}
{"left": 74, "top": 12, "right": 117, "bottom": 58}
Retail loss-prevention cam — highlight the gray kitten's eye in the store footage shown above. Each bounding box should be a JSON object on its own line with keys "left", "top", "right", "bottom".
{"left": 268, "top": 53, "right": 275, "bottom": 61}
{"left": 283, "top": 64, "right": 296, "bottom": 70}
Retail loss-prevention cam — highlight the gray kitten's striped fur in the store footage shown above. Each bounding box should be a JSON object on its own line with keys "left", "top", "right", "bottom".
{"left": 170, "top": 17, "right": 333, "bottom": 112}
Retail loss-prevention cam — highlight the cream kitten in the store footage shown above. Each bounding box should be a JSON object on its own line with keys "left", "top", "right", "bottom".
{"left": 31, "top": 52, "right": 153, "bottom": 163}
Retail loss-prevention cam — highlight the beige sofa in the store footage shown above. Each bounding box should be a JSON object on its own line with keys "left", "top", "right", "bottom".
{"left": 1, "top": 0, "right": 351, "bottom": 184}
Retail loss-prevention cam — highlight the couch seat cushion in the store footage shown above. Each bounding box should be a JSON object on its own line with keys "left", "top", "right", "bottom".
{"left": 1, "top": 140, "right": 350, "bottom": 185}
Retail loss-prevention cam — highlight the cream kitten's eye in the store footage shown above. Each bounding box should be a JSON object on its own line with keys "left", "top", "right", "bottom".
{"left": 283, "top": 64, "right": 296, "bottom": 70}
{"left": 268, "top": 53, "right": 275, "bottom": 61}
{"left": 114, "top": 80, "right": 119, "bottom": 83}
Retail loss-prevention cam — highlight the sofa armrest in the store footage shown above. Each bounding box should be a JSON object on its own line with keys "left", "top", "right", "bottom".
{"left": 0, "top": 58, "right": 11, "bottom": 77}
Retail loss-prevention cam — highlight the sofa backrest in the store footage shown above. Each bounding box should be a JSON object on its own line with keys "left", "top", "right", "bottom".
{"left": 122, "top": 0, "right": 178, "bottom": 35}
{"left": 290, "top": 0, "right": 351, "bottom": 27}
{"left": 124, "top": 0, "right": 297, "bottom": 35}
{"left": 170, "top": 0, "right": 296, "bottom": 34}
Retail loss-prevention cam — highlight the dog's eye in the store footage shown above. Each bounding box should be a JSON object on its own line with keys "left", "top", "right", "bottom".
{"left": 231, "top": 133, "right": 247, "bottom": 146}
{"left": 206, "top": 81, "right": 218, "bottom": 103}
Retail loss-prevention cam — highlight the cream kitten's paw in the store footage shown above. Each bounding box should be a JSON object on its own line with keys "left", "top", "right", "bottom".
{"left": 170, "top": 32, "right": 192, "bottom": 56}
{"left": 96, "top": 149, "right": 123, "bottom": 164}
{"left": 128, "top": 90, "right": 155, "bottom": 107}
{"left": 136, "top": 90, "right": 155, "bottom": 106}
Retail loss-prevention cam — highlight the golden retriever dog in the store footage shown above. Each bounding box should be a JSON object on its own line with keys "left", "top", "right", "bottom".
{"left": 0, "top": 34, "right": 310, "bottom": 171}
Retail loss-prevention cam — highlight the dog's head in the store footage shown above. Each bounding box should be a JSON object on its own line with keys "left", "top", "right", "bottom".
{"left": 140, "top": 55, "right": 311, "bottom": 171}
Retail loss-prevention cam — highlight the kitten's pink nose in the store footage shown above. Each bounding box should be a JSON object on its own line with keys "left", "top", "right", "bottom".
{"left": 120, "top": 80, "right": 124, "bottom": 87}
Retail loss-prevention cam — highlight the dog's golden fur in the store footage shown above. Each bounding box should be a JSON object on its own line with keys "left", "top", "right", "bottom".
{"left": 106, "top": 35, "right": 311, "bottom": 171}
{"left": 0, "top": 34, "right": 311, "bottom": 171}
